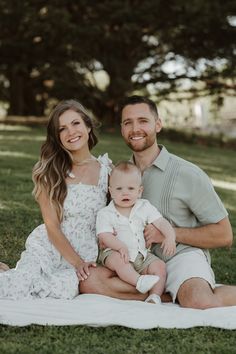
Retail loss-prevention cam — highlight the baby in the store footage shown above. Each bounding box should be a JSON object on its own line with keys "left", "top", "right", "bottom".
{"left": 96, "top": 161, "right": 176, "bottom": 304}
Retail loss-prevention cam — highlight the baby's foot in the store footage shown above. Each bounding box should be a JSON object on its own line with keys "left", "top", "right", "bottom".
{"left": 0, "top": 262, "right": 10, "bottom": 273}
{"left": 136, "top": 275, "right": 160, "bottom": 294}
{"left": 145, "top": 294, "right": 162, "bottom": 304}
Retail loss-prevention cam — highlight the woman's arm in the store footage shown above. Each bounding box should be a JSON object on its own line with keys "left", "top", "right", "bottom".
{"left": 38, "top": 189, "right": 83, "bottom": 268}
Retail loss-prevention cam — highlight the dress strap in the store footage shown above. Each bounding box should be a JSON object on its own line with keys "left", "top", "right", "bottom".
{"left": 97, "top": 153, "right": 112, "bottom": 192}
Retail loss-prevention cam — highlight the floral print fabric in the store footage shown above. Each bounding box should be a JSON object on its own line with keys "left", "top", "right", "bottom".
{"left": 0, "top": 154, "right": 111, "bottom": 300}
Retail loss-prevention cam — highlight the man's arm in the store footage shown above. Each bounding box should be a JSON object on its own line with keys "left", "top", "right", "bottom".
{"left": 175, "top": 216, "right": 233, "bottom": 249}
{"left": 144, "top": 216, "right": 232, "bottom": 249}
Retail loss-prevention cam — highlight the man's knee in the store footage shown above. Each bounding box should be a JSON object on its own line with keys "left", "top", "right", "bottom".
{"left": 177, "top": 278, "right": 221, "bottom": 309}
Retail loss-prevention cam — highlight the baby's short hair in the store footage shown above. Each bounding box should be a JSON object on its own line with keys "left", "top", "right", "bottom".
{"left": 110, "top": 160, "right": 141, "bottom": 179}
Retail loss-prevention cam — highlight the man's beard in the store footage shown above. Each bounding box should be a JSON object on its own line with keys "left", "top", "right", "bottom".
{"left": 125, "top": 135, "right": 157, "bottom": 152}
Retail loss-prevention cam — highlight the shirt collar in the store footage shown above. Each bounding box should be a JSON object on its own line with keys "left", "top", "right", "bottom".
{"left": 107, "top": 200, "right": 118, "bottom": 212}
{"left": 107, "top": 199, "right": 144, "bottom": 218}
{"left": 107, "top": 200, "right": 126, "bottom": 218}
{"left": 131, "top": 145, "right": 170, "bottom": 172}
{"left": 151, "top": 145, "right": 170, "bottom": 171}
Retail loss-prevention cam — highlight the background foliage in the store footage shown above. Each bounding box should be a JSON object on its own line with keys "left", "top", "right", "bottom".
{"left": 0, "top": 0, "right": 235, "bottom": 125}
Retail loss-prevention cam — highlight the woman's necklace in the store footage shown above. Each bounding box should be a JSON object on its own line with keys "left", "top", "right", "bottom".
{"left": 73, "top": 155, "right": 96, "bottom": 166}
{"left": 68, "top": 155, "right": 97, "bottom": 179}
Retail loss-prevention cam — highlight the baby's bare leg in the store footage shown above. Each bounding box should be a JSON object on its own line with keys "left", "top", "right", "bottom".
{"left": 143, "top": 259, "right": 166, "bottom": 296}
{"left": 105, "top": 251, "right": 139, "bottom": 286}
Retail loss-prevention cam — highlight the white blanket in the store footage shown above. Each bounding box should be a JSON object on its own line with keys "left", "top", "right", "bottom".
{"left": 1, "top": 294, "right": 236, "bottom": 329}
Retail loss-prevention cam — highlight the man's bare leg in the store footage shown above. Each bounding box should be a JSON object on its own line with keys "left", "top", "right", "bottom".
{"left": 214, "top": 285, "right": 236, "bottom": 306}
{"left": 177, "top": 277, "right": 236, "bottom": 309}
{"left": 161, "top": 292, "right": 172, "bottom": 303}
{"left": 79, "top": 266, "right": 145, "bottom": 300}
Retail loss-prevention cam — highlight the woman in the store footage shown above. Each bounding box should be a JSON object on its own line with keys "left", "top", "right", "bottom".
{"left": 0, "top": 99, "right": 112, "bottom": 299}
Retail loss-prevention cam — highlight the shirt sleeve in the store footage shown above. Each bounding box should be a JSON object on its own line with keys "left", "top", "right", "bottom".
{"left": 96, "top": 209, "right": 114, "bottom": 236}
{"left": 185, "top": 167, "right": 228, "bottom": 224}
{"left": 144, "top": 200, "right": 163, "bottom": 224}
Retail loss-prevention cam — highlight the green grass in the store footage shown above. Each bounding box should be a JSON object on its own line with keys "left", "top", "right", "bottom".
{"left": 0, "top": 125, "right": 236, "bottom": 354}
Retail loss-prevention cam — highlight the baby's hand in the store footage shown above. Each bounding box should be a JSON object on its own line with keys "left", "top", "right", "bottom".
{"left": 144, "top": 224, "right": 165, "bottom": 248}
{"left": 161, "top": 236, "right": 176, "bottom": 257}
{"left": 98, "top": 239, "right": 106, "bottom": 250}
{"left": 76, "top": 261, "right": 97, "bottom": 281}
{"left": 118, "top": 247, "right": 129, "bottom": 264}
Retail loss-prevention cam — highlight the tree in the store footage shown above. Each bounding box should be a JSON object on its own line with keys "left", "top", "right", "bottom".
{"left": 0, "top": 0, "right": 84, "bottom": 115}
{"left": 0, "top": 0, "right": 235, "bottom": 124}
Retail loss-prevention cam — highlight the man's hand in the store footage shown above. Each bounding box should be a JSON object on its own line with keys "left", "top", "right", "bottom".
{"left": 76, "top": 262, "right": 97, "bottom": 281}
{"left": 118, "top": 246, "right": 129, "bottom": 263}
{"left": 144, "top": 223, "right": 165, "bottom": 248}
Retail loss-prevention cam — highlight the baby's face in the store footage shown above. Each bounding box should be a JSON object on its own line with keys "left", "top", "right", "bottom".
{"left": 109, "top": 170, "right": 143, "bottom": 208}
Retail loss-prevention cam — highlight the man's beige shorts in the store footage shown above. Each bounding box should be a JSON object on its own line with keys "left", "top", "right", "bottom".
{"left": 99, "top": 250, "right": 161, "bottom": 274}
{"left": 165, "top": 249, "right": 216, "bottom": 302}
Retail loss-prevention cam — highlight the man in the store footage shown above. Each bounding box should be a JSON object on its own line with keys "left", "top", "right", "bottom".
{"left": 81, "top": 95, "right": 236, "bottom": 308}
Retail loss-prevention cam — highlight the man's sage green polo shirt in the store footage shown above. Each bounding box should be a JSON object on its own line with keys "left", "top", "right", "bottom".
{"left": 139, "top": 145, "right": 228, "bottom": 262}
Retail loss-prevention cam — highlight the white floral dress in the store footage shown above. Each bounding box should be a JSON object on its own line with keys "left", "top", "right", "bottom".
{"left": 0, "top": 154, "right": 111, "bottom": 300}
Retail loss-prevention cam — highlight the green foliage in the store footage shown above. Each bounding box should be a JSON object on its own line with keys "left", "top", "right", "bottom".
{"left": 0, "top": 126, "right": 236, "bottom": 352}
{"left": 0, "top": 1, "right": 235, "bottom": 123}
{"left": 160, "top": 127, "right": 236, "bottom": 150}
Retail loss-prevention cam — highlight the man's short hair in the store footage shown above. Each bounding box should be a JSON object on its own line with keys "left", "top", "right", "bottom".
{"left": 117, "top": 95, "right": 159, "bottom": 121}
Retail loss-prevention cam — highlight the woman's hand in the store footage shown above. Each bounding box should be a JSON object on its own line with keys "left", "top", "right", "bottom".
{"left": 76, "top": 262, "right": 97, "bottom": 281}
{"left": 144, "top": 224, "right": 165, "bottom": 248}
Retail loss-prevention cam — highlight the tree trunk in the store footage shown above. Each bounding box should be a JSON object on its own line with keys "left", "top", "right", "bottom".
{"left": 7, "top": 69, "right": 45, "bottom": 116}
{"left": 8, "top": 70, "right": 25, "bottom": 115}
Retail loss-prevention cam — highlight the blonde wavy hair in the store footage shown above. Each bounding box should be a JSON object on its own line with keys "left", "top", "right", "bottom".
{"left": 32, "top": 99, "right": 98, "bottom": 220}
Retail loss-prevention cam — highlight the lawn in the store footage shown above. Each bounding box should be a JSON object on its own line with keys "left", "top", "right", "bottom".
{"left": 0, "top": 124, "right": 236, "bottom": 354}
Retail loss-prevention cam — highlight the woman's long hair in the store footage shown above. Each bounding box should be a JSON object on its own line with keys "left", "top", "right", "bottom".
{"left": 32, "top": 99, "right": 98, "bottom": 220}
